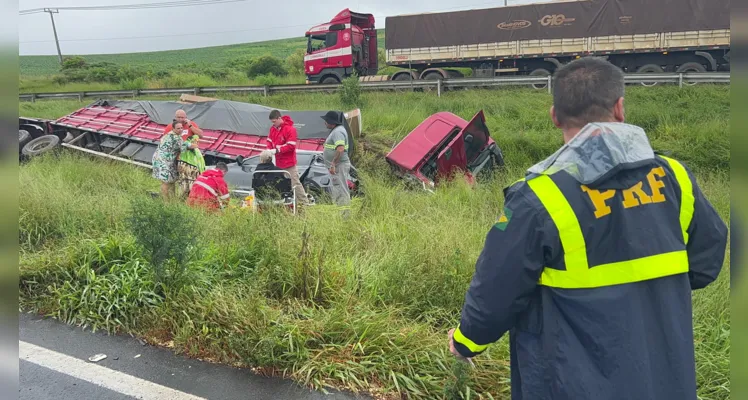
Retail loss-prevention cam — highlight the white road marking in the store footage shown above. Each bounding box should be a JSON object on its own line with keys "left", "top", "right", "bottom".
{"left": 19, "top": 341, "right": 208, "bottom": 400}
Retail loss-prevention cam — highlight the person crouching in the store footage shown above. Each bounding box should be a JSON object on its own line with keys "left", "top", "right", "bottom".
{"left": 187, "top": 162, "right": 230, "bottom": 211}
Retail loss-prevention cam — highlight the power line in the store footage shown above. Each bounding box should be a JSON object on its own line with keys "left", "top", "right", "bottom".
{"left": 19, "top": 1, "right": 522, "bottom": 50}
{"left": 20, "top": 0, "right": 248, "bottom": 15}
{"left": 20, "top": 22, "right": 319, "bottom": 43}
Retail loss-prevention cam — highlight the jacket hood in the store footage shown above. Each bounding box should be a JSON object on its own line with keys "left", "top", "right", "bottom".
{"left": 281, "top": 115, "right": 294, "bottom": 126}
{"left": 527, "top": 122, "right": 655, "bottom": 187}
{"left": 202, "top": 168, "right": 225, "bottom": 179}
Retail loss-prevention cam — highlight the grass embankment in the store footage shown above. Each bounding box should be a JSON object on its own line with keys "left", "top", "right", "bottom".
{"left": 19, "top": 73, "right": 308, "bottom": 94}
{"left": 19, "top": 86, "right": 730, "bottom": 399}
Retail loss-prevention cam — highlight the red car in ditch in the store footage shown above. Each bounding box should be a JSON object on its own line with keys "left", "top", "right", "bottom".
{"left": 385, "top": 110, "right": 504, "bottom": 189}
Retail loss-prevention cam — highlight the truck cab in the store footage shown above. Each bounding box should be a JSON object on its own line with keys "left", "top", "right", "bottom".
{"left": 304, "top": 9, "right": 377, "bottom": 84}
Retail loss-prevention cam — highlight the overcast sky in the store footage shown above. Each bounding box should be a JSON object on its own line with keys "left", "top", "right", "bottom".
{"left": 19, "top": 0, "right": 541, "bottom": 55}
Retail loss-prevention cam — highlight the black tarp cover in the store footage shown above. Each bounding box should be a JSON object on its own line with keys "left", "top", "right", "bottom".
{"left": 94, "top": 99, "right": 346, "bottom": 141}
{"left": 385, "top": 0, "right": 730, "bottom": 50}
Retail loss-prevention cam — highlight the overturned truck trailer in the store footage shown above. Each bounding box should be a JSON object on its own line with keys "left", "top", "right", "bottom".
{"left": 19, "top": 99, "right": 362, "bottom": 197}
{"left": 31, "top": 99, "right": 356, "bottom": 164}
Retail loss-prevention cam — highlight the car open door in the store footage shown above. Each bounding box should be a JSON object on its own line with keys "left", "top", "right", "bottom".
{"left": 461, "top": 110, "right": 491, "bottom": 166}
{"left": 435, "top": 129, "right": 469, "bottom": 181}
{"left": 435, "top": 110, "right": 489, "bottom": 181}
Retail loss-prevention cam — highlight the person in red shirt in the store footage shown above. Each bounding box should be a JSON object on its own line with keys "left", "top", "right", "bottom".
{"left": 267, "top": 110, "right": 310, "bottom": 205}
{"left": 187, "top": 162, "right": 230, "bottom": 211}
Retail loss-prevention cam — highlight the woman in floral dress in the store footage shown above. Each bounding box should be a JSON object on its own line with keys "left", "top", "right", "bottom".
{"left": 152, "top": 120, "right": 196, "bottom": 199}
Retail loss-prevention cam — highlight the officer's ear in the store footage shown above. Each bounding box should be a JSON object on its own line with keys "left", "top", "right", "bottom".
{"left": 550, "top": 105, "right": 562, "bottom": 129}
{"left": 613, "top": 97, "right": 625, "bottom": 123}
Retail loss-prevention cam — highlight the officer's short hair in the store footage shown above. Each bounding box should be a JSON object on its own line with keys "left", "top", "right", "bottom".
{"left": 215, "top": 162, "right": 228, "bottom": 172}
{"left": 552, "top": 57, "right": 624, "bottom": 128}
{"left": 268, "top": 110, "right": 282, "bottom": 120}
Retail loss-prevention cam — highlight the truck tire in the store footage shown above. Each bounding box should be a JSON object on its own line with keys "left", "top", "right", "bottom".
{"left": 529, "top": 68, "right": 551, "bottom": 90}
{"left": 19, "top": 130, "right": 32, "bottom": 152}
{"left": 676, "top": 62, "right": 706, "bottom": 86}
{"left": 22, "top": 135, "right": 61, "bottom": 158}
{"left": 392, "top": 73, "right": 414, "bottom": 92}
{"left": 421, "top": 72, "right": 442, "bottom": 92}
{"left": 636, "top": 64, "right": 664, "bottom": 87}
{"left": 321, "top": 76, "right": 340, "bottom": 84}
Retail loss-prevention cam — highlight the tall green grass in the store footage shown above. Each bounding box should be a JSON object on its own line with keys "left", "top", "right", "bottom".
{"left": 20, "top": 85, "right": 729, "bottom": 171}
{"left": 19, "top": 86, "right": 730, "bottom": 399}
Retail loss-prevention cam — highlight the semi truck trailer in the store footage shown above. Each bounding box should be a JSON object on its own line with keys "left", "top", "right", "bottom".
{"left": 304, "top": 0, "right": 730, "bottom": 85}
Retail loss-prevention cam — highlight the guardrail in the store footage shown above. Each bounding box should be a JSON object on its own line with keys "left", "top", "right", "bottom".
{"left": 18, "top": 72, "right": 729, "bottom": 102}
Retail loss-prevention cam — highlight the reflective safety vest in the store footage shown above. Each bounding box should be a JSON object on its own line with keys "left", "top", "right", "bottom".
{"left": 525, "top": 155, "right": 694, "bottom": 289}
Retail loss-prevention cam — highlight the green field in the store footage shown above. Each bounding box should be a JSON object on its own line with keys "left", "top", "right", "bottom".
{"left": 19, "top": 30, "right": 394, "bottom": 94}
{"left": 21, "top": 30, "right": 387, "bottom": 76}
{"left": 19, "top": 33, "right": 310, "bottom": 93}
{"left": 18, "top": 86, "right": 730, "bottom": 399}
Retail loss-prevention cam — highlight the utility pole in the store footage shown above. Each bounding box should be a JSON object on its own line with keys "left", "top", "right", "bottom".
{"left": 44, "top": 8, "right": 63, "bottom": 65}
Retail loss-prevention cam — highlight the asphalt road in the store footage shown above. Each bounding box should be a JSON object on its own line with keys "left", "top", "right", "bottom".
{"left": 19, "top": 312, "right": 367, "bottom": 400}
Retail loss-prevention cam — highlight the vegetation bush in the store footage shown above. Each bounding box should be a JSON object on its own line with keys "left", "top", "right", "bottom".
{"left": 127, "top": 197, "right": 201, "bottom": 293}
{"left": 339, "top": 73, "right": 363, "bottom": 108}
{"left": 286, "top": 48, "right": 305, "bottom": 75}
{"left": 61, "top": 56, "right": 86, "bottom": 71}
{"left": 18, "top": 86, "right": 731, "bottom": 399}
{"left": 120, "top": 78, "right": 147, "bottom": 90}
{"left": 225, "top": 56, "right": 255, "bottom": 72}
{"left": 246, "top": 55, "right": 288, "bottom": 78}
{"left": 254, "top": 74, "right": 281, "bottom": 86}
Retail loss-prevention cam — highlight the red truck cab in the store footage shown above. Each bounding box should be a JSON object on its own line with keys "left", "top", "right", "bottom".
{"left": 386, "top": 110, "right": 504, "bottom": 189}
{"left": 304, "top": 9, "right": 378, "bottom": 84}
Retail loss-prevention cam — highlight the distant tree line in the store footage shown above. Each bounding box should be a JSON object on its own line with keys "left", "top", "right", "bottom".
{"left": 54, "top": 49, "right": 307, "bottom": 86}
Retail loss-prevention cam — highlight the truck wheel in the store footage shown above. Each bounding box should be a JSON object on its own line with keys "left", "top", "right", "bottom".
{"left": 392, "top": 73, "right": 414, "bottom": 92}
{"left": 421, "top": 72, "right": 442, "bottom": 92}
{"left": 636, "top": 64, "right": 664, "bottom": 87}
{"left": 676, "top": 62, "right": 706, "bottom": 86}
{"left": 19, "top": 130, "right": 32, "bottom": 152}
{"left": 22, "top": 135, "right": 61, "bottom": 158}
{"left": 529, "top": 68, "right": 551, "bottom": 90}
{"left": 321, "top": 76, "right": 340, "bottom": 84}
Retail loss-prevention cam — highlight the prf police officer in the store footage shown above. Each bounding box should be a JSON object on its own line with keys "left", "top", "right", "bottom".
{"left": 449, "top": 57, "right": 728, "bottom": 400}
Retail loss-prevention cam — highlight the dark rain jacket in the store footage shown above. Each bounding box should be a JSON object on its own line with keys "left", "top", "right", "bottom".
{"left": 453, "top": 122, "right": 728, "bottom": 400}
